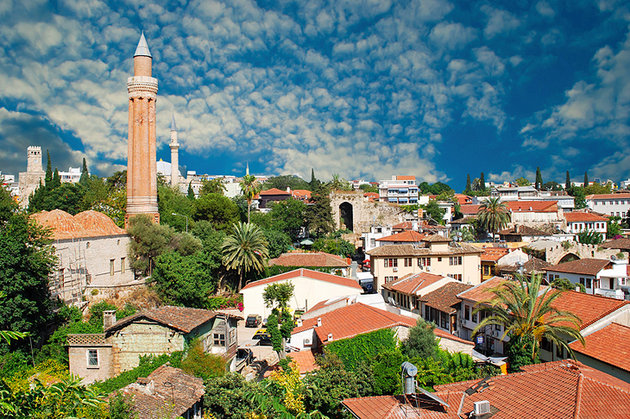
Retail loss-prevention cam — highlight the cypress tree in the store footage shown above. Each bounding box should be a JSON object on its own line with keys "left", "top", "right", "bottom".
{"left": 535, "top": 167, "right": 543, "bottom": 190}
{"left": 79, "top": 157, "right": 89, "bottom": 185}
{"left": 45, "top": 150, "right": 52, "bottom": 186}
{"left": 52, "top": 168, "right": 61, "bottom": 188}
{"left": 309, "top": 168, "right": 319, "bottom": 190}
{"left": 584, "top": 171, "right": 589, "bottom": 187}
{"left": 465, "top": 174, "right": 471, "bottom": 194}
{"left": 480, "top": 172, "right": 486, "bottom": 191}
{"left": 187, "top": 182, "right": 195, "bottom": 199}
{"left": 565, "top": 171, "right": 571, "bottom": 190}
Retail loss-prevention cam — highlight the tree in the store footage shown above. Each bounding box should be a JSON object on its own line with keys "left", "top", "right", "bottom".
{"left": 551, "top": 277, "right": 585, "bottom": 293}
{"left": 200, "top": 177, "right": 227, "bottom": 195}
{"left": 359, "top": 183, "right": 378, "bottom": 193}
{"left": 473, "top": 274, "right": 585, "bottom": 362}
{"left": 51, "top": 168, "right": 61, "bottom": 188}
{"left": 569, "top": 186, "right": 587, "bottom": 209}
{"left": 607, "top": 216, "right": 622, "bottom": 239}
{"left": 479, "top": 172, "right": 485, "bottom": 191}
{"left": 263, "top": 175, "right": 310, "bottom": 192}
{"left": 583, "top": 171, "right": 589, "bottom": 187}
{"left": 306, "top": 186, "right": 334, "bottom": 237}
{"left": 329, "top": 174, "right": 352, "bottom": 191}
{"left": 158, "top": 184, "right": 193, "bottom": 232}
{"left": 203, "top": 373, "right": 261, "bottom": 419}
{"left": 263, "top": 229, "right": 292, "bottom": 259}
{"left": 477, "top": 197, "right": 510, "bottom": 242}
{"left": 268, "top": 199, "right": 307, "bottom": 242}
{"left": 45, "top": 150, "right": 52, "bottom": 186}
{"left": 79, "top": 158, "right": 89, "bottom": 185}
{"left": 577, "top": 230, "right": 603, "bottom": 244}
{"left": 263, "top": 282, "right": 295, "bottom": 359}
{"left": 514, "top": 177, "right": 531, "bottom": 186}
{"left": 187, "top": 182, "right": 195, "bottom": 199}
{"left": 222, "top": 222, "right": 269, "bottom": 291}
{"left": 565, "top": 170, "right": 571, "bottom": 190}
{"left": 312, "top": 236, "right": 355, "bottom": 257}
{"left": 535, "top": 167, "right": 543, "bottom": 190}
{"left": 401, "top": 318, "right": 439, "bottom": 359}
{"left": 464, "top": 174, "right": 471, "bottom": 194}
{"left": 240, "top": 171, "right": 261, "bottom": 223}
{"left": 309, "top": 168, "right": 320, "bottom": 190}
{"left": 192, "top": 193, "right": 240, "bottom": 233}
{"left": 422, "top": 200, "right": 445, "bottom": 224}
{"left": 181, "top": 339, "right": 225, "bottom": 381}
{"left": 542, "top": 181, "right": 561, "bottom": 191}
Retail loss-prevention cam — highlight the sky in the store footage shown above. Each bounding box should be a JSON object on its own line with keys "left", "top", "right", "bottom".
{"left": 0, "top": 0, "right": 629, "bottom": 190}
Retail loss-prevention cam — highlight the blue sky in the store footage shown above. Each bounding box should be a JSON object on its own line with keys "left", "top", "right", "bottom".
{"left": 0, "top": 0, "right": 629, "bottom": 190}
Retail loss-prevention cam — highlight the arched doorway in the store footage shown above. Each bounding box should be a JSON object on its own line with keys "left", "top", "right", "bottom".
{"left": 558, "top": 253, "right": 580, "bottom": 263}
{"left": 339, "top": 202, "right": 353, "bottom": 231}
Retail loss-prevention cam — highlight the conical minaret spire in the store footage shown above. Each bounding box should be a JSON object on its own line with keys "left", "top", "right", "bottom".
{"left": 169, "top": 113, "right": 180, "bottom": 187}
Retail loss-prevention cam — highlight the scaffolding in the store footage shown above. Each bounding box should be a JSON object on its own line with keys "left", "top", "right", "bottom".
{"left": 50, "top": 238, "right": 88, "bottom": 306}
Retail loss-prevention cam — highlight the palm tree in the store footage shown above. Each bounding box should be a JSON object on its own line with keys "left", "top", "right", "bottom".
{"left": 473, "top": 274, "right": 585, "bottom": 361}
{"left": 477, "top": 197, "right": 510, "bottom": 242}
{"left": 222, "top": 222, "right": 269, "bottom": 291}
{"left": 240, "top": 165, "right": 261, "bottom": 223}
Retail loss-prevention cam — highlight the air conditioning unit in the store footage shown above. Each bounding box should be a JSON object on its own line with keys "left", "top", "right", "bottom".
{"left": 425, "top": 267, "right": 431, "bottom": 272}
{"left": 303, "top": 337, "right": 312, "bottom": 346}
{"left": 393, "top": 267, "right": 398, "bottom": 272}
{"left": 474, "top": 401, "right": 491, "bottom": 416}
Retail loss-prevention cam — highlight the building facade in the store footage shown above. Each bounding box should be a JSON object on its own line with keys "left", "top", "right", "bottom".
{"left": 378, "top": 176, "right": 418, "bottom": 204}
{"left": 18, "top": 146, "right": 45, "bottom": 208}
{"left": 586, "top": 193, "right": 630, "bottom": 218}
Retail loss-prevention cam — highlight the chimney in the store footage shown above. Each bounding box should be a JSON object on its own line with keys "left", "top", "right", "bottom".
{"left": 103, "top": 310, "right": 116, "bottom": 329}
{"left": 473, "top": 401, "right": 491, "bottom": 416}
{"left": 317, "top": 318, "right": 322, "bottom": 327}
{"left": 327, "top": 333, "right": 333, "bottom": 341}
{"left": 297, "top": 319, "right": 303, "bottom": 327}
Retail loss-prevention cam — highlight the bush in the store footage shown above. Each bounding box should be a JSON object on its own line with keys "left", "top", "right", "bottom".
{"left": 324, "top": 329, "right": 397, "bottom": 371}
{"left": 401, "top": 318, "right": 438, "bottom": 359}
{"left": 180, "top": 339, "right": 225, "bottom": 381}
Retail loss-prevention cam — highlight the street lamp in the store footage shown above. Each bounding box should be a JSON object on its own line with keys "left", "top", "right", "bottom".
{"left": 171, "top": 212, "right": 188, "bottom": 233}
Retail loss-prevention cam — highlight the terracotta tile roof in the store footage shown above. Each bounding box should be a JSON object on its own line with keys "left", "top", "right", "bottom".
{"left": 457, "top": 276, "right": 507, "bottom": 303}
{"left": 268, "top": 252, "right": 349, "bottom": 268}
{"left": 106, "top": 306, "right": 223, "bottom": 334}
{"left": 564, "top": 212, "right": 608, "bottom": 222}
{"left": 497, "top": 225, "right": 550, "bottom": 236}
{"left": 377, "top": 230, "right": 426, "bottom": 242}
{"left": 585, "top": 193, "right": 630, "bottom": 200}
{"left": 459, "top": 204, "right": 481, "bottom": 215}
{"left": 119, "top": 365, "right": 204, "bottom": 419}
{"left": 259, "top": 188, "right": 290, "bottom": 195}
{"left": 382, "top": 272, "right": 447, "bottom": 295}
{"left": 505, "top": 200, "right": 558, "bottom": 212}
{"left": 453, "top": 194, "right": 473, "bottom": 205}
{"left": 544, "top": 258, "right": 612, "bottom": 276}
{"left": 292, "top": 303, "right": 415, "bottom": 344}
{"left": 433, "top": 328, "right": 475, "bottom": 346}
{"left": 420, "top": 282, "right": 473, "bottom": 314}
{"left": 31, "top": 209, "right": 126, "bottom": 240}
{"left": 450, "top": 216, "right": 476, "bottom": 225}
{"left": 395, "top": 175, "right": 416, "bottom": 181}
{"left": 291, "top": 189, "right": 312, "bottom": 200}
{"left": 241, "top": 268, "right": 362, "bottom": 291}
{"left": 600, "top": 238, "right": 630, "bottom": 251}
{"left": 392, "top": 221, "right": 414, "bottom": 231}
{"left": 423, "top": 234, "right": 451, "bottom": 243}
{"left": 499, "top": 257, "right": 551, "bottom": 274}
{"left": 548, "top": 291, "right": 629, "bottom": 330}
{"left": 569, "top": 323, "right": 630, "bottom": 372}
{"left": 364, "top": 192, "right": 379, "bottom": 201}
{"left": 289, "top": 350, "right": 319, "bottom": 374}
{"left": 481, "top": 247, "right": 510, "bottom": 262}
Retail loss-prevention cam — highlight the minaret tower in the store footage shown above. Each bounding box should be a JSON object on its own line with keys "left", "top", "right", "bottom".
{"left": 169, "top": 114, "right": 180, "bottom": 187}
{"left": 126, "top": 32, "right": 159, "bottom": 225}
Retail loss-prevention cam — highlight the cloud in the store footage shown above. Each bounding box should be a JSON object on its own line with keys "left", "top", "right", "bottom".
{"left": 482, "top": 6, "right": 521, "bottom": 38}
{"left": 429, "top": 22, "right": 477, "bottom": 49}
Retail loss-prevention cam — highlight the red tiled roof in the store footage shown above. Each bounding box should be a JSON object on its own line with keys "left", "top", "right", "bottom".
{"left": 423, "top": 234, "right": 451, "bottom": 243}
{"left": 292, "top": 303, "right": 415, "bottom": 344}
{"left": 343, "top": 360, "right": 630, "bottom": 419}
{"left": 481, "top": 247, "right": 510, "bottom": 262}
{"left": 395, "top": 175, "right": 416, "bottom": 181}
{"left": 377, "top": 230, "right": 426, "bottom": 242}
{"left": 457, "top": 276, "right": 507, "bottom": 303}
{"left": 382, "top": 272, "right": 447, "bottom": 295}
{"left": 600, "top": 238, "right": 630, "bottom": 251}
{"left": 433, "top": 328, "right": 475, "bottom": 346}
{"left": 586, "top": 193, "right": 630, "bottom": 200}
{"left": 460, "top": 204, "right": 481, "bottom": 215}
{"left": 364, "top": 192, "right": 379, "bottom": 201}
{"left": 259, "top": 188, "right": 290, "bottom": 195}
{"left": 570, "top": 323, "right": 630, "bottom": 372}
{"left": 453, "top": 194, "right": 473, "bottom": 205}
{"left": 268, "top": 252, "right": 349, "bottom": 268}
{"left": 106, "top": 306, "right": 227, "bottom": 334}
{"left": 291, "top": 189, "right": 312, "bottom": 200}
{"left": 564, "top": 212, "right": 608, "bottom": 222}
{"left": 392, "top": 221, "right": 414, "bottom": 231}
{"left": 289, "top": 350, "right": 319, "bottom": 374}
{"left": 544, "top": 258, "right": 612, "bottom": 276}
{"left": 420, "top": 282, "right": 473, "bottom": 314}
{"left": 548, "top": 291, "right": 629, "bottom": 330}
{"left": 241, "top": 268, "right": 362, "bottom": 291}
{"left": 505, "top": 200, "right": 558, "bottom": 213}
{"left": 31, "top": 209, "right": 126, "bottom": 240}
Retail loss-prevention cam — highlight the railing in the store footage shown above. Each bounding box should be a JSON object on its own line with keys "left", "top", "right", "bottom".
{"left": 67, "top": 333, "right": 108, "bottom": 346}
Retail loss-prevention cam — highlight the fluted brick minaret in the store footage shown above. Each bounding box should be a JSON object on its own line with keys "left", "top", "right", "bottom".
{"left": 126, "top": 32, "right": 159, "bottom": 226}
{"left": 169, "top": 113, "right": 180, "bottom": 187}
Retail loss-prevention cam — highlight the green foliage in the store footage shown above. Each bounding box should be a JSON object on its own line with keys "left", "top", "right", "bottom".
{"left": 192, "top": 193, "right": 240, "bottom": 232}
{"left": 29, "top": 182, "right": 87, "bottom": 215}
{"left": 464, "top": 174, "right": 472, "bottom": 194}
{"left": 206, "top": 295, "right": 243, "bottom": 310}
{"left": 568, "top": 186, "right": 587, "bottom": 209}
{"left": 505, "top": 334, "right": 540, "bottom": 372}
{"left": 551, "top": 277, "right": 577, "bottom": 292}
{"left": 158, "top": 184, "right": 193, "bottom": 232}
{"left": 371, "top": 349, "right": 404, "bottom": 395}
{"left": 187, "top": 182, "right": 195, "bottom": 199}
{"left": 181, "top": 339, "right": 225, "bottom": 381}
{"left": 263, "top": 175, "right": 311, "bottom": 192}
{"left": 412, "top": 349, "right": 479, "bottom": 391}
{"left": 268, "top": 199, "right": 307, "bottom": 241}
{"left": 108, "top": 392, "right": 136, "bottom": 419}
{"left": 204, "top": 373, "right": 261, "bottom": 419}
{"left": 401, "top": 318, "right": 438, "bottom": 359}
{"left": 577, "top": 230, "right": 603, "bottom": 244}
{"left": 79, "top": 158, "right": 89, "bottom": 185}
{"left": 222, "top": 222, "right": 269, "bottom": 290}
{"left": 535, "top": 167, "right": 543, "bottom": 190}
{"left": 514, "top": 177, "right": 531, "bottom": 186}
{"left": 200, "top": 177, "right": 227, "bottom": 195}
{"left": 306, "top": 186, "right": 334, "bottom": 237}
{"left": 325, "top": 328, "right": 398, "bottom": 371}
{"left": 240, "top": 172, "right": 261, "bottom": 223}
{"left": 542, "top": 181, "right": 562, "bottom": 191}
{"left": 477, "top": 197, "right": 510, "bottom": 241}
{"left": 263, "top": 283, "right": 295, "bottom": 310}
{"left": 328, "top": 174, "right": 353, "bottom": 191}
{"left": 584, "top": 182, "right": 612, "bottom": 195}
{"left": 264, "top": 283, "right": 295, "bottom": 356}
{"left": 263, "top": 229, "right": 293, "bottom": 258}
{"left": 421, "top": 200, "right": 445, "bottom": 224}
{"left": 359, "top": 184, "right": 378, "bottom": 193}
{"left": 607, "top": 218, "right": 622, "bottom": 238}
{"left": 312, "top": 237, "right": 355, "bottom": 257}
{"left": 400, "top": 204, "right": 419, "bottom": 214}
{"left": 418, "top": 181, "right": 453, "bottom": 195}
{"left": 565, "top": 170, "right": 571, "bottom": 190}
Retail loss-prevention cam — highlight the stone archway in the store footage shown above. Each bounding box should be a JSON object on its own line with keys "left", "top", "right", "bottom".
{"left": 558, "top": 253, "right": 580, "bottom": 263}
{"left": 339, "top": 202, "right": 354, "bottom": 231}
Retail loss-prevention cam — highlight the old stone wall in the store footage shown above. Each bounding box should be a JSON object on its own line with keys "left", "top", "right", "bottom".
{"left": 330, "top": 191, "right": 407, "bottom": 234}
{"left": 545, "top": 242, "right": 628, "bottom": 265}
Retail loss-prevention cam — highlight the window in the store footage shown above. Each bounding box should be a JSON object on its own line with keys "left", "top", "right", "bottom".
{"left": 449, "top": 256, "right": 462, "bottom": 266}
{"left": 110, "top": 259, "right": 115, "bottom": 276}
{"left": 120, "top": 257, "right": 126, "bottom": 274}
{"left": 418, "top": 257, "right": 431, "bottom": 267}
{"left": 370, "top": 238, "right": 376, "bottom": 247}
{"left": 437, "top": 257, "right": 442, "bottom": 262}
{"left": 404, "top": 258, "right": 412, "bottom": 267}
{"left": 213, "top": 333, "right": 226, "bottom": 346}
{"left": 472, "top": 312, "right": 477, "bottom": 323}
{"left": 464, "top": 305, "right": 470, "bottom": 321}
{"left": 384, "top": 258, "right": 398, "bottom": 268}
{"left": 87, "top": 349, "right": 98, "bottom": 367}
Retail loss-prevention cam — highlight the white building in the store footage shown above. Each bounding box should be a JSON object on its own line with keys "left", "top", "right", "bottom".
{"left": 240, "top": 268, "right": 363, "bottom": 319}
{"left": 586, "top": 193, "right": 630, "bottom": 218}
{"left": 490, "top": 185, "right": 539, "bottom": 201}
{"left": 361, "top": 225, "right": 394, "bottom": 254}
{"left": 378, "top": 176, "right": 418, "bottom": 205}
{"left": 544, "top": 258, "right": 629, "bottom": 299}
{"left": 564, "top": 212, "right": 608, "bottom": 236}
{"left": 59, "top": 167, "right": 82, "bottom": 183}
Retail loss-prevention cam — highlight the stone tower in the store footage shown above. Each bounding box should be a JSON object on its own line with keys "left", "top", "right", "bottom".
{"left": 18, "top": 146, "right": 45, "bottom": 208}
{"left": 169, "top": 114, "right": 180, "bottom": 187}
{"left": 126, "top": 33, "right": 159, "bottom": 225}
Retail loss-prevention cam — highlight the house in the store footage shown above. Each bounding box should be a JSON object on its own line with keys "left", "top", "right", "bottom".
{"left": 497, "top": 224, "right": 552, "bottom": 242}
{"left": 600, "top": 238, "right": 630, "bottom": 262}
{"left": 31, "top": 209, "right": 134, "bottom": 305}
{"left": 449, "top": 217, "right": 475, "bottom": 234}
{"left": 342, "top": 360, "right": 630, "bottom": 418}
{"left": 420, "top": 282, "right": 473, "bottom": 335}
{"left": 361, "top": 225, "right": 394, "bottom": 254}
{"left": 586, "top": 193, "right": 630, "bottom": 218}
{"left": 367, "top": 235, "right": 483, "bottom": 291}
{"left": 268, "top": 252, "right": 350, "bottom": 276}
{"left": 480, "top": 247, "right": 529, "bottom": 281}
{"left": 543, "top": 258, "right": 629, "bottom": 299}
{"left": 504, "top": 200, "right": 563, "bottom": 228}
{"left": 459, "top": 204, "right": 481, "bottom": 217}
{"left": 564, "top": 211, "right": 608, "bottom": 236}
{"left": 290, "top": 189, "right": 312, "bottom": 202}
{"left": 569, "top": 322, "right": 630, "bottom": 383}
{"left": 68, "top": 306, "right": 240, "bottom": 383}
{"left": 378, "top": 176, "right": 419, "bottom": 205}
{"left": 375, "top": 230, "right": 426, "bottom": 247}
{"left": 240, "top": 268, "right": 363, "bottom": 319}
{"left": 497, "top": 257, "right": 551, "bottom": 278}
{"left": 257, "top": 188, "right": 291, "bottom": 209}
{"left": 491, "top": 184, "right": 540, "bottom": 200}
{"left": 118, "top": 365, "right": 205, "bottom": 419}
{"left": 301, "top": 293, "right": 387, "bottom": 320}
{"left": 289, "top": 302, "right": 473, "bottom": 355}
{"left": 381, "top": 272, "right": 454, "bottom": 314}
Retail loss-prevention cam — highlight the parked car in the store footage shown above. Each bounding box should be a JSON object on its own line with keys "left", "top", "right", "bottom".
{"left": 246, "top": 314, "right": 262, "bottom": 328}
{"left": 252, "top": 328, "right": 272, "bottom": 346}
